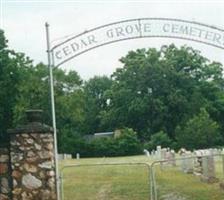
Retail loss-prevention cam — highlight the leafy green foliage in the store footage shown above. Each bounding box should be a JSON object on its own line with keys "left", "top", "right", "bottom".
{"left": 0, "top": 30, "right": 33, "bottom": 143}
{"left": 1, "top": 29, "right": 224, "bottom": 153}
{"left": 115, "top": 128, "right": 142, "bottom": 156}
{"left": 83, "top": 128, "right": 142, "bottom": 157}
{"left": 176, "top": 108, "right": 222, "bottom": 150}
{"left": 82, "top": 76, "right": 112, "bottom": 134}
{"left": 144, "top": 131, "right": 172, "bottom": 151}
{"left": 0, "top": 29, "right": 85, "bottom": 150}
{"left": 101, "top": 45, "right": 224, "bottom": 146}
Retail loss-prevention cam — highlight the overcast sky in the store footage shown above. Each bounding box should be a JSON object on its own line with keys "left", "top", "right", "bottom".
{"left": 1, "top": 0, "right": 224, "bottom": 80}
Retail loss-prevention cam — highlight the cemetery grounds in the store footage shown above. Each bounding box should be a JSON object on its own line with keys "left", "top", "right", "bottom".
{"left": 60, "top": 155, "right": 224, "bottom": 200}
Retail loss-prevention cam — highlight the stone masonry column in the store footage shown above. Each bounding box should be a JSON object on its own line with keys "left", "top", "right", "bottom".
{"left": 0, "top": 147, "right": 11, "bottom": 200}
{"left": 8, "top": 110, "right": 57, "bottom": 200}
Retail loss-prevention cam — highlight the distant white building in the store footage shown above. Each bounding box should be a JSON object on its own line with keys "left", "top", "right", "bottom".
{"left": 84, "top": 130, "right": 122, "bottom": 141}
{"left": 84, "top": 132, "right": 114, "bottom": 141}
{"left": 94, "top": 132, "right": 114, "bottom": 138}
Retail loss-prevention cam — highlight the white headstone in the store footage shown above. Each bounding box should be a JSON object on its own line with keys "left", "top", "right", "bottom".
{"left": 156, "top": 146, "right": 162, "bottom": 160}
{"left": 143, "top": 149, "right": 150, "bottom": 157}
{"left": 201, "top": 149, "right": 216, "bottom": 182}
{"left": 181, "top": 151, "right": 193, "bottom": 174}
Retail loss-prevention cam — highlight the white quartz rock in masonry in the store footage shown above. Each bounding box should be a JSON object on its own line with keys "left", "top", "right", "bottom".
{"left": 0, "top": 155, "right": 9, "bottom": 162}
{"left": 22, "top": 173, "right": 42, "bottom": 189}
{"left": 24, "top": 163, "right": 38, "bottom": 173}
{"left": 11, "top": 153, "right": 23, "bottom": 163}
{"left": 38, "top": 151, "right": 53, "bottom": 159}
{"left": 26, "top": 138, "right": 34, "bottom": 144}
{"left": 38, "top": 161, "right": 53, "bottom": 169}
{"left": 1, "top": 177, "right": 9, "bottom": 193}
{"left": 34, "top": 143, "right": 41, "bottom": 150}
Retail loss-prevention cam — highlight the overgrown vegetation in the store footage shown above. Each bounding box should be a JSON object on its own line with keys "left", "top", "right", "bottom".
{"left": 0, "top": 30, "right": 224, "bottom": 154}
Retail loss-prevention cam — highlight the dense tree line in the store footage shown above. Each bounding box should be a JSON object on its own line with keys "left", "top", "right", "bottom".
{"left": 0, "top": 30, "right": 223, "bottom": 156}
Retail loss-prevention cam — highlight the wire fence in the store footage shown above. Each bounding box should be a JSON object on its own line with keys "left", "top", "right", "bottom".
{"left": 150, "top": 153, "right": 224, "bottom": 200}
{"left": 59, "top": 153, "right": 224, "bottom": 200}
{"left": 60, "top": 162, "right": 151, "bottom": 200}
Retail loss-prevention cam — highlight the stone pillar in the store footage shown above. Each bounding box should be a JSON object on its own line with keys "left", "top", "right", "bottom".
{"left": 0, "top": 147, "right": 11, "bottom": 200}
{"left": 8, "top": 110, "right": 57, "bottom": 200}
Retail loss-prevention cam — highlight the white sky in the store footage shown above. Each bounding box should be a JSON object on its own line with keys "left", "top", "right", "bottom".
{"left": 1, "top": 0, "right": 224, "bottom": 80}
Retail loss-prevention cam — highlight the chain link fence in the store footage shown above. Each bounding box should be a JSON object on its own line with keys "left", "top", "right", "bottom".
{"left": 150, "top": 153, "right": 224, "bottom": 200}
{"left": 60, "top": 163, "right": 151, "bottom": 200}
{"left": 59, "top": 153, "right": 224, "bottom": 200}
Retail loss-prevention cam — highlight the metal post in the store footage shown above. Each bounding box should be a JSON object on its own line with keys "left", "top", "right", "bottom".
{"left": 45, "top": 22, "right": 60, "bottom": 200}
{"left": 222, "top": 154, "right": 224, "bottom": 179}
{"left": 150, "top": 167, "right": 154, "bottom": 200}
{"left": 153, "top": 167, "right": 157, "bottom": 200}
{"left": 60, "top": 173, "right": 64, "bottom": 200}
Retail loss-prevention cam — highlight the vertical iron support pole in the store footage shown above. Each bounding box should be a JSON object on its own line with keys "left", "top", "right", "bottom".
{"left": 60, "top": 173, "right": 64, "bottom": 200}
{"left": 45, "top": 22, "right": 60, "bottom": 200}
{"left": 150, "top": 166, "right": 154, "bottom": 200}
{"left": 153, "top": 166, "right": 158, "bottom": 200}
{"left": 222, "top": 154, "right": 224, "bottom": 179}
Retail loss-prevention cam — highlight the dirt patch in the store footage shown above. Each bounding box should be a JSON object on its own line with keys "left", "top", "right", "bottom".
{"left": 160, "top": 192, "right": 188, "bottom": 200}
{"left": 97, "top": 184, "right": 112, "bottom": 200}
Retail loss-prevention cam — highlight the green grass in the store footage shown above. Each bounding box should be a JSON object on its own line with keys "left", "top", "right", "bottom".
{"left": 60, "top": 155, "right": 224, "bottom": 200}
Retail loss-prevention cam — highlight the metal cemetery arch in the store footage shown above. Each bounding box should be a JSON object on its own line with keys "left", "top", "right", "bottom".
{"left": 45, "top": 18, "right": 224, "bottom": 200}
{"left": 50, "top": 18, "right": 224, "bottom": 67}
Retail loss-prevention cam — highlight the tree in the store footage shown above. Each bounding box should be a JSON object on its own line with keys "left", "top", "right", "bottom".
{"left": 0, "top": 30, "right": 33, "bottom": 143}
{"left": 82, "top": 76, "right": 112, "bottom": 134}
{"left": 2, "top": 30, "right": 224, "bottom": 154}
{"left": 0, "top": 30, "right": 85, "bottom": 151}
{"left": 14, "top": 63, "right": 85, "bottom": 153}
{"left": 100, "top": 45, "right": 224, "bottom": 142}
{"left": 176, "top": 108, "right": 222, "bottom": 150}
{"left": 13, "top": 63, "right": 51, "bottom": 125}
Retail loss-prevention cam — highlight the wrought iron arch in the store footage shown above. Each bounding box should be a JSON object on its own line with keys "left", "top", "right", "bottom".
{"left": 50, "top": 18, "right": 224, "bottom": 67}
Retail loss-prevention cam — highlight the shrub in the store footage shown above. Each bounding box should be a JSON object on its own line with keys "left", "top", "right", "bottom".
{"left": 176, "top": 108, "right": 222, "bottom": 150}
{"left": 144, "top": 131, "right": 172, "bottom": 151}
{"left": 85, "top": 128, "right": 142, "bottom": 157}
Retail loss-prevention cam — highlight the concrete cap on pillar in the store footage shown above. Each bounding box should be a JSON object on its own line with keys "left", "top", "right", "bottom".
{"left": 7, "top": 109, "right": 53, "bottom": 134}
{"left": 26, "top": 109, "right": 43, "bottom": 123}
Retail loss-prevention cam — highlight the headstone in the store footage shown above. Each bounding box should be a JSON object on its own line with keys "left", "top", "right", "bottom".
{"left": 143, "top": 149, "right": 150, "bottom": 157}
{"left": 161, "top": 148, "right": 167, "bottom": 160}
{"left": 156, "top": 146, "right": 161, "bottom": 160}
{"left": 58, "top": 154, "right": 64, "bottom": 161}
{"left": 170, "top": 150, "right": 176, "bottom": 166}
{"left": 220, "top": 182, "right": 224, "bottom": 190}
{"left": 181, "top": 151, "right": 193, "bottom": 174}
{"left": 160, "top": 148, "right": 168, "bottom": 169}
{"left": 76, "top": 153, "right": 80, "bottom": 160}
{"left": 194, "top": 150, "right": 203, "bottom": 176}
{"left": 201, "top": 149, "right": 218, "bottom": 183}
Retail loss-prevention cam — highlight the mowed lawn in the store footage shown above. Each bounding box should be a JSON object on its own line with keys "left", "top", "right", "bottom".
{"left": 60, "top": 155, "right": 224, "bottom": 200}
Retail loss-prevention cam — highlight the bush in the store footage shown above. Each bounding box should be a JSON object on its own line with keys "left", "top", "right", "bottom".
{"left": 85, "top": 128, "right": 142, "bottom": 157}
{"left": 59, "top": 128, "right": 143, "bottom": 157}
{"left": 176, "top": 108, "right": 222, "bottom": 150}
{"left": 144, "top": 131, "right": 172, "bottom": 151}
{"left": 116, "top": 128, "right": 142, "bottom": 156}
